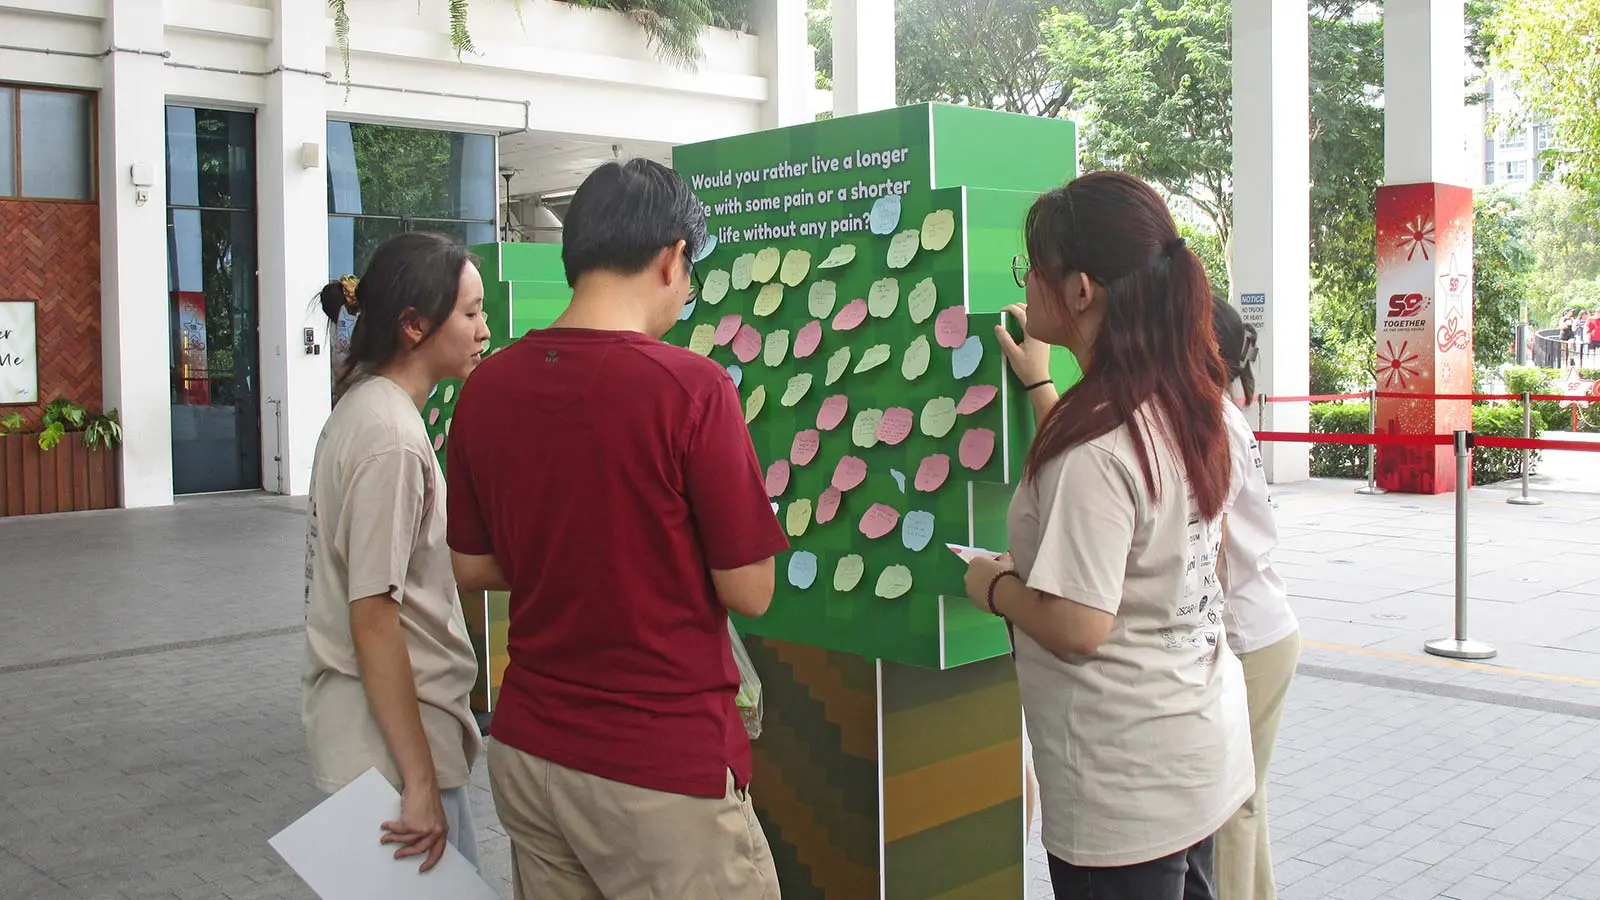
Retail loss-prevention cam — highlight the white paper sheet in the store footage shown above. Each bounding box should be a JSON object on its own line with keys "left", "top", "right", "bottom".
{"left": 945, "top": 542, "right": 1001, "bottom": 563}
{"left": 269, "top": 768, "right": 499, "bottom": 900}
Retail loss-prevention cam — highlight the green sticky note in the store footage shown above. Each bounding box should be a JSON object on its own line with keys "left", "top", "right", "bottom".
{"left": 808, "top": 281, "right": 838, "bottom": 319}
{"left": 780, "top": 249, "right": 812, "bottom": 287}
{"left": 854, "top": 344, "right": 891, "bottom": 374}
{"left": 852, "top": 409, "right": 884, "bottom": 448}
{"left": 921, "top": 396, "right": 957, "bottom": 437}
{"left": 901, "top": 335, "right": 931, "bottom": 380}
{"left": 752, "top": 247, "right": 781, "bottom": 283}
{"left": 868, "top": 278, "right": 899, "bottom": 319}
{"left": 819, "top": 244, "right": 857, "bottom": 269}
{"left": 786, "top": 498, "right": 813, "bottom": 537}
{"left": 732, "top": 253, "right": 756, "bottom": 291}
{"left": 688, "top": 323, "right": 716, "bottom": 356}
{"left": 781, "top": 373, "right": 813, "bottom": 407}
{"left": 745, "top": 385, "right": 767, "bottom": 423}
{"left": 763, "top": 329, "right": 790, "bottom": 367}
{"left": 826, "top": 347, "right": 852, "bottom": 385}
{"left": 875, "top": 564, "right": 914, "bottom": 599}
{"left": 834, "top": 554, "right": 865, "bottom": 592}
{"left": 754, "top": 282, "right": 784, "bottom": 317}
{"left": 888, "top": 230, "right": 920, "bottom": 270}
{"left": 703, "top": 270, "right": 731, "bottom": 305}
{"left": 908, "top": 277, "right": 937, "bottom": 324}
{"left": 921, "top": 210, "right": 955, "bottom": 252}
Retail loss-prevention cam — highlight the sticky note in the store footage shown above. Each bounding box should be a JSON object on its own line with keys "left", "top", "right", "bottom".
{"left": 890, "top": 469, "right": 906, "bottom": 492}
{"left": 781, "top": 373, "right": 813, "bottom": 407}
{"left": 914, "top": 453, "right": 951, "bottom": 492}
{"left": 852, "top": 409, "right": 884, "bottom": 449}
{"left": 859, "top": 503, "right": 900, "bottom": 539}
{"left": 444, "top": 418, "right": 451, "bottom": 436}
{"left": 732, "top": 253, "right": 756, "bottom": 290}
{"left": 920, "top": 396, "right": 958, "bottom": 438}
{"left": 907, "top": 278, "right": 937, "bottom": 324}
{"left": 921, "top": 209, "right": 955, "bottom": 251}
{"left": 432, "top": 433, "right": 444, "bottom": 451}
{"left": 763, "top": 329, "right": 790, "bottom": 367}
{"left": 887, "top": 230, "right": 920, "bottom": 270}
{"left": 428, "top": 408, "right": 440, "bottom": 426}
{"left": 959, "top": 428, "right": 996, "bottom": 470}
{"left": 816, "top": 487, "right": 842, "bottom": 524}
{"left": 957, "top": 384, "right": 999, "bottom": 415}
{"left": 694, "top": 233, "right": 719, "bottom": 262}
{"left": 732, "top": 325, "right": 761, "bottom": 363}
{"left": 901, "top": 510, "right": 935, "bottom": 552}
{"left": 679, "top": 299, "right": 697, "bottom": 322}
{"left": 745, "top": 385, "right": 766, "bottom": 423}
{"left": 819, "top": 244, "right": 856, "bottom": 269}
{"left": 817, "top": 394, "right": 848, "bottom": 431}
{"left": 752, "top": 247, "right": 781, "bottom": 283}
{"left": 877, "top": 407, "right": 914, "bottom": 446}
{"left": 808, "top": 281, "right": 838, "bottom": 319}
{"left": 430, "top": 384, "right": 439, "bottom": 400}
{"left": 788, "top": 551, "right": 818, "bottom": 589}
{"left": 832, "top": 456, "right": 867, "bottom": 492}
{"left": 703, "top": 269, "right": 731, "bottom": 305}
{"left": 952, "top": 335, "right": 983, "bottom": 379}
{"left": 832, "top": 298, "right": 868, "bottom": 331}
{"left": 934, "top": 306, "right": 969, "bottom": 349}
{"left": 901, "top": 335, "right": 931, "bottom": 380}
{"left": 868, "top": 278, "right": 899, "bottom": 319}
{"left": 854, "top": 344, "right": 891, "bottom": 374}
{"left": 688, "top": 323, "right": 716, "bottom": 356}
{"left": 834, "top": 554, "right": 866, "bottom": 592}
{"left": 791, "top": 429, "right": 821, "bottom": 467}
{"left": 754, "top": 282, "right": 784, "bottom": 317}
{"left": 780, "top": 249, "right": 811, "bottom": 287}
{"left": 794, "top": 320, "right": 823, "bottom": 359}
{"left": 875, "top": 565, "right": 914, "bottom": 599}
{"left": 727, "top": 365, "right": 742, "bottom": 388}
{"left": 766, "top": 459, "right": 791, "bottom": 498}
{"left": 713, "top": 314, "right": 742, "bottom": 347}
{"left": 825, "top": 348, "right": 851, "bottom": 386}
{"left": 786, "top": 498, "right": 813, "bottom": 537}
{"left": 869, "top": 194, "right": 901, "bottom": 235}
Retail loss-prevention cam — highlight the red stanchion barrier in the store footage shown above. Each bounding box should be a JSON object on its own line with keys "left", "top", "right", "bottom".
{"left": 1262, "top": 393, "right": 1366, "bottom": 403}
{"left": 1474, "top": 436, "right": 1600, "bottom": 453}
{"left": 1253, "top": 431, "right": 1455, "bottom": 447}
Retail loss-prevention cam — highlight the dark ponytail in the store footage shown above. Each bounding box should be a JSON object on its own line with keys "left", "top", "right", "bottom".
{"left": 1211, "top": 294, "right": 1258, "bottom": 404}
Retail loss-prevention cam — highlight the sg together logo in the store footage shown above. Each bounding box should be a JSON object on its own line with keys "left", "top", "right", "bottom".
{"left": 1382, "top": 292, "right": 1430, "bottom": 331}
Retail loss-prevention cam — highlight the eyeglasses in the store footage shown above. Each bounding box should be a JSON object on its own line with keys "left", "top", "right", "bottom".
{"left": 684, "top": 250, "right": 704, "bottom": 302}
{"left": 1012, "top": 253, "right": 1030, "bottom": 288}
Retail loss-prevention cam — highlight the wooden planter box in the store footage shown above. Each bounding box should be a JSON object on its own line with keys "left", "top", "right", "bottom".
{"left": 0, "top": 434, "right": 120, "bottom": 517}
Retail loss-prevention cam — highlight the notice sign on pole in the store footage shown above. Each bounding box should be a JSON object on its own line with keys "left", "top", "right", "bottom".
{"left": 1239, "top": 292, "right": 1266, "bottom": 328}
{"left": 0, "top": 300, "right": 39, "bottom": 405}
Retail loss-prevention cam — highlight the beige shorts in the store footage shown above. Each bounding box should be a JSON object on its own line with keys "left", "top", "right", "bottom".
{"left": 488, "top": 740, "right": 780, "bottom": 900}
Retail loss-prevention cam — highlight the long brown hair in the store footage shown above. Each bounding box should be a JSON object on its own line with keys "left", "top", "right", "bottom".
{"left": 1022, "top": 172, "right": 1231, "bottom": 520}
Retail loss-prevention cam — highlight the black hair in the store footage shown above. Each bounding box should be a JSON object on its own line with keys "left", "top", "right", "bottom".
{"left": 1211, "top": 293, "right": 1258, "bottom": 403}
{"left": 560, "top": 158, "right": 708, "bottom": 288}
{"left": 318, "top": 231, "right": 478, "bottom": 394}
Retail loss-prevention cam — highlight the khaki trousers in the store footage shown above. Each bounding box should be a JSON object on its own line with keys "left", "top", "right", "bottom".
{"left": 1215, "top": 629, "right": 1301, "bottom": 900}
{"left": 488, "top": 740, "right": 780, "bottom": 900}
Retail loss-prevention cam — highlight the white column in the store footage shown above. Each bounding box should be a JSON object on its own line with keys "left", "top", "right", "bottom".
{"left": 1231, "top": 0, "right": 1311, "bottom": 483}
{"left": 257, "top": 0, "right": 331, "bottom": 495}
{"left": 99, "top": 0, "right": 173, "bottom": 508}
{"left": 1385, "top": 0, "right": 1466, "bottom": 185}
{"left": 754, "top": 0, "right": 811, "bottom": 129}
{"left": 830, "top": 0, "right": 895, "bottom": 116}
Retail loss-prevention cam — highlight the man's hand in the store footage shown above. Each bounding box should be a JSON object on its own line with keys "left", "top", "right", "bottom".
{"left": 994, "top": 303, "right": 1052, "bottom": 386}
{"left": 380, "top": 781, "right": 450, "bottom": 872}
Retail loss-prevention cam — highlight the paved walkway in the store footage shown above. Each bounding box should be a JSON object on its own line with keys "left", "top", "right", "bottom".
{"left": 1, "top": 478, "right": 1598, "bottom": 900}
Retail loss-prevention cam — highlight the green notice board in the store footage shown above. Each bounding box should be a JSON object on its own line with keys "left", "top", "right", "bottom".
{"left": 669, "top": 103, "right": 1078, "bottom": 668}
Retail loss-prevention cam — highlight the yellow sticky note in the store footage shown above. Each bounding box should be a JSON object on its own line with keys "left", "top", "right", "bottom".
{"left": 819, "top": 244, "right": 857, "bottom": 269}
{"left": 754, "top": 282, "right": 784, "bottom": 317}
{"left": 901, "top": 335, "right": 931, "bottom": 380}
{"left": 826, "top": 347, "right": 852, "bottom": 386}
{"left": 745, "top": 384, "right": 767, "bottom": 423}
{"left": 703, "top": 269, "right": 731, "bottom": 305}
{"left": 921, "top": 210, "right": 955, "bottom": 252}
{"left": 888, "top": 230, "right": 920, "bottom": 269}
{"left": 732, "top": 253, "right": 756, "bottom": 291}
{"left": 908, "top": 277, "right": 937, "bottom": 324}
{"left": 875, "top": 564, "right": 914, "bottom": 599}
{"left": 808, "top": 281, "right": 838, "bottom": 319}
{"left": 780, "top": 249, "right": 811, "bottom": 287}
{"left": 781, "top": 373, "right": 813, "bottom": 407}
{"left": 752, "top": 247, "right": 781, "bottom": 283}
{"left": 688, "top": 323, "right": 716, "bottom": 356}
{"left": 834, "top": 554, "right": 865, "bottom": 592}
{"left": 786, "top": 498, "right": 813, "bottom": 537}
{"left": 868, "top": 278, "right": 899, "bottom": 319}
{"left": 921, "top": 396, "right": 958, "bottom": 438}
{"left": 852, "top": 409, "right": 884, "bottom": 449}
{"left": 763, "top": 329, "right": 791, "bottom": 367}
{"left": 854, "top": 344, "right": 891, "bottom": 374}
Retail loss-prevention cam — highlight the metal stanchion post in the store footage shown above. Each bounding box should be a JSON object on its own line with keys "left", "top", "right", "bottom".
{"left": 1507, "top": 391, "right": 1544, "bottom": 507}
{"left": 1425, "top": 430, "right": 1497, "bottom": 660}
{"left": 1256, "top": 393, "right": 1266, "bottom": 432}
{"left": 1355, "top": 386, "right": 1386, "bottom": 495}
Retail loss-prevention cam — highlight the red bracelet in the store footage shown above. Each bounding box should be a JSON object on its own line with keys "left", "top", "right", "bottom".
{"left": 986, "top": 570, "right": 1015, "bottom": 616}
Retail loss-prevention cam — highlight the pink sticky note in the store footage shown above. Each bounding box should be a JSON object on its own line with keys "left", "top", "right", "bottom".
{"left": 714, "top": 314, "right": 743, "bottom": 346}
{"left": 732, "top": 325, "right": 762, "bottom": 363}
{"left": 794, "top": 320, "right": 823, "bottom": 359}
{"left": 914, "top": 454, "right": 950, "bottom": 492}
{"left": 832, "top": 298, "right": 869, "bottom": 332}
{"left": 791, "top": 429, "right": 821, "bottom": 467}
{"left": 428, "top": 408, "right": 440, "bottom": 425}
{"left": 816, "top": 487, "right": 842, "bottom": 524}
{"left": 959, "top": 428, "right": 996, "bottom": 471}
{"left": 766, "top": 459, "right": 791, "bottom": 498}
{"left": 956, "top": 384, "right": 998, "bottom": 415}
{"left": 934, "top": 306, "right": 969, "bottom": 349}
{"left": 432, "top": 432, "right": 445, "bottom": 452}
{"left": 817, "top": 394, "right": 849, "bottom": 431}
{"left": 859, "top": 503, "right": 901, "bottom": 539}
{"left": 832, "top": 456, "right": 867, "bottom": 492}
{"left": 877, "top": 407, "right": 914, "bottom": 446}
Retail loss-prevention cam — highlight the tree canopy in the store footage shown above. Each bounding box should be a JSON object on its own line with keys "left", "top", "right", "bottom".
{"left": 1489, "top": 0, "right": 1600, "bottom": 204}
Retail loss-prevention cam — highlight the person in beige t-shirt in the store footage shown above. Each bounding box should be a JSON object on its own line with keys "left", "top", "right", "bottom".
{"left": 302, "top": 232, "right": 492, "bottom": 873}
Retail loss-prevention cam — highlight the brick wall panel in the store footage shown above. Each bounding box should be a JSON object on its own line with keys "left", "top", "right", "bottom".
{"left": 0, "top": 201, "right": 103, "bottom": 428}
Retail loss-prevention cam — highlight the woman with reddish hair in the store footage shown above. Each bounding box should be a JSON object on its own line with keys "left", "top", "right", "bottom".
{"left": 965, "top": 171, "right": 1253, "bottom": 899}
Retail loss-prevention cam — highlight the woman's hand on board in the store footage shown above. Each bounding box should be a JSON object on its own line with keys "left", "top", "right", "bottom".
{"left": 994, "top": 304, "right": 1051, "bottom": 386}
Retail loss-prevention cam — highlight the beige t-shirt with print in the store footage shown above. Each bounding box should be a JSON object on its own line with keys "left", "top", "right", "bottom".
{"left": 1007, "top": 407, "right": 1253, "bottom": 868}
{"left": 301, "top": 375, "right": 483, "bottom": 793}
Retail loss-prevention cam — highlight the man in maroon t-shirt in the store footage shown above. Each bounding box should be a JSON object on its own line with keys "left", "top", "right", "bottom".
{"left": 445, "top": 158, "right": 788, "bottom": 899}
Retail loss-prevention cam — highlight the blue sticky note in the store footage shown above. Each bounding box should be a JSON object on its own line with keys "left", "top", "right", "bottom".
{"left": 952, "top": 335, "right": 983, "bottom": 379}
{"left": 869, "top": 195, "right": 902, "bottom": 235}
{"left": 901, "top": 511, "right": 935, "bottom": 552}
{"left": 694, "top": 233, "right": 719, "bottom": 263}
{"left": 890, "top": 468, "right": 906, "bottom": 492}
{"left": 679, "top": 299, "right": 697, "bottom": 322}
{"left": 788, "top": 551, "right": 819, "bottom": 589}
{"left": 727, "top": 364, "right": 743, "bottom": 388}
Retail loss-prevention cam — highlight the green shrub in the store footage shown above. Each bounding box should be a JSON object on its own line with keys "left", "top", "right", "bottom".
{"left": 1502, "top": 365, "right": 1566, "bottom": 431}
{"left": 1473, "top": 404, "right": 1539, "bottom": 483}
{"left": 1309, "top": 401, "right": 1369, "bottom": 478}
{"left": 1580, "top": 368, "right": 1600, "bottom": 381}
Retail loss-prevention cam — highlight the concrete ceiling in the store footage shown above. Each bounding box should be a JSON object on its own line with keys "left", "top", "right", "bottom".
{"left": 498, "top": 131, "right": 676, "bottom": 200}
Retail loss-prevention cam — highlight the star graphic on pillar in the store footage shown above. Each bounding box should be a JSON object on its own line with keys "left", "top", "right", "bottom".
{"left": 1376, "top": 340, "right": 1421, "bottom": 390}
{"left": 1437, "top": 253, "right": 1470, "bottom": 319}
{"left": 1396, "top": 215, "right": 1436, "bottom": 262}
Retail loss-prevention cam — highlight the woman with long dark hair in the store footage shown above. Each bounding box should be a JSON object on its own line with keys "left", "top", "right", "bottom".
{"left": 301, "top": 231, "right": 492, "bottom": 874}
{"left": 965, "top": 171, "right": 1253, "bottom": 899}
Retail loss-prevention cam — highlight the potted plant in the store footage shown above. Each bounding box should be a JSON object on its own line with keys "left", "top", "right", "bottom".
{"left": 0, "top": 398, "right": 122, "bottom": 516}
